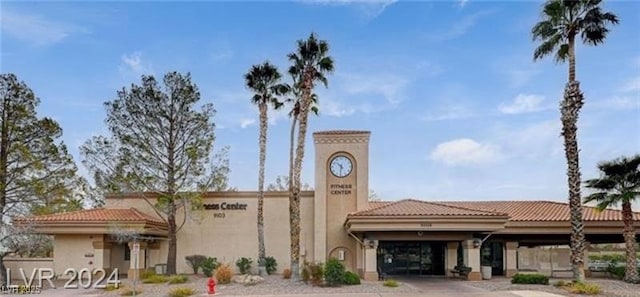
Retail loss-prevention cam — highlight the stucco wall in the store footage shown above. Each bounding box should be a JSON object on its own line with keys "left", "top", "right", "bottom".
{"left": 53, "top": 234, "right": 101, "bottom": 279}
{"left": 105, "top": 191, "right": 315, "bottom": 274}
{"left": 3, "top": 258, "right": 54, "bottom": 280}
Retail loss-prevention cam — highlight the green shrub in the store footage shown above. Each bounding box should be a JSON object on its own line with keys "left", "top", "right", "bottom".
{"left": 185, "top": 255, "right": 207, "bottom": 274}
{"left": 168, "top": 287, "right": 195, "bottom": 297}
{"left": 510, "top": 273, "right": 549, "bottom": 285}
{"left": 264, "top": 256, "right": 277, "bottom": 275}
{"left": 383, "top": 279, "right": 398, "bottom": 287}
{"left": 120, "top": 288, "right": 142, "bottom": 296}
{"left": 344, "top": 271, "right": 361, "bottom": 285}
{"left": 236, "top": 257, "right": 253, "bottom": 275}
{"left": 201, "top": 257, "right": 219, "bottom": 277}
{"left": 324, "top": 258, "right": 346, "bottom": 287}
{"left": 168, "top": 275, "right": 189, "bottom": 284}
{"left": 566, "top": 282, "right": 602, "bottom": 295}
{"left": 141, "top": 274, "right": 168, "bottom": 283}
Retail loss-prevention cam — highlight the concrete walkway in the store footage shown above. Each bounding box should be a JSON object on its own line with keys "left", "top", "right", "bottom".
{"left": 198, "top": 292, "right": 566, "bottom": 297}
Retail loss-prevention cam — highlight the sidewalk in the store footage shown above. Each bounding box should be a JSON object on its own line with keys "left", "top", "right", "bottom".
{"left": 199, "top": 291, "right": 567, "bottom": 297}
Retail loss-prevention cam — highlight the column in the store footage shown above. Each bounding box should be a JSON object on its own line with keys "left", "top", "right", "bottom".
{"left": 127, "top": 242, "right": 148, "bottom": 280}
{"left": 92, "top": 241, "right": 112, "bottom": 275}
{"left": 505, "top": 241, "right": 518, "bottom": 277}
{"left": 363, "top": 240, "right": 378, "bottom": 281}
{"left": 463, "top": 239, "right": 481, "bottom": 281}
{"left": 446, "top": 242, "right": 459, "bottom": 277}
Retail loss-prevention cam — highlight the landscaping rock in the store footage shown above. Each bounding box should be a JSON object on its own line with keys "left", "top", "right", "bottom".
{"left": 231, "top": 274, "right": 265, "bottom": 285}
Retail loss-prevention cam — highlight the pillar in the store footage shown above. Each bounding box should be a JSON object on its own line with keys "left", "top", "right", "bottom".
{"left": 463, "top": 239, "right": 481, "bottom": 281}
{"left": 505, "top": 241, "right": 518, "bottom": 277}
{"left": 127, "top": 242, "right": 148, "bottom": 279}
{"left": 446, "top": 242, "right": 459, "bottom": 277}
{"left": 92, "top": 241, "right": 112, "bottom": 275}
{"left": 363, "top": 240, "right": 378, "bottom": 281}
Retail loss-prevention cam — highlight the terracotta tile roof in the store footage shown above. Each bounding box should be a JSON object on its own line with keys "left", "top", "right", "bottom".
{"left": 313, "top": 130, "right": 370, "bottom": 135}
{"left": 434, "top": 201, "right": 640, "bottom": 221}
{"left": 17, "top": 208, "right": 166, "bottom": 225}
{"left": 351, "top": 199, "right": 508, "bottom": 217}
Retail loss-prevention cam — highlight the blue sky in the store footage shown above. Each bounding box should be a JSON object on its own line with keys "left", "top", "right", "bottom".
{"left": 1, "top": 0, "right": 639, "bottom": 204}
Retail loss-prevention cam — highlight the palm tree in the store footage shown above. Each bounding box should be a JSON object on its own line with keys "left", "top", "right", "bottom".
{"left": 287, "top": 32, "right": 334, "bottom": 279}
{"left": 244, "top": 61, "right": 287, "bottom": 276}
{"left": 532, "top": 0, "right": 619, "bottom": 282}
{"left": 585, "top": 155, "right": 640, "bottom": 283}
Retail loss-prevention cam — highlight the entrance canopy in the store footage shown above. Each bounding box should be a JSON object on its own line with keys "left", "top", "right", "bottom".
{"left": 345, "top": 199, "right": 510, "bottom": 233}
{"left": 345, "top": 199, "right": 640, "bottom": 244}
{"left": 15, "top": 208, "right": 168, "bottom": 236}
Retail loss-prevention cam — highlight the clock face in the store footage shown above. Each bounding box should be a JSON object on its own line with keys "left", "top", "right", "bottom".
{"left": 330, "top": 155, "right": 352, "bottom": 178}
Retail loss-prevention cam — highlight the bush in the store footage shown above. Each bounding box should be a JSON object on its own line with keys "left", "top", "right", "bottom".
{"left": 168, "top": 275, "right": 189, "bottom": 284}
{"left": 141, "top": 274, "right": 168, "bottom": 284}
{"left": 324, "top": 258, "right": 346, "bottom": 287}
{"left": 344, "top": 271, "right": 361, "bottom": 285}
{"left": 185, "top": 255, "right": 207, "bottom": 274}
{"left": 264, "top": 256, "right": 277, "bottom": 275}
{"left": 383, "top": 279, "right": 398, "bottom": 287}
{"left": 201, "top": 257, "right": 219, "bottom": 277}
{"left": 282, "top": 268, "right": 292, "bottom": 279}
{"left": 553, "top": 280, "right": 567, "bottom": 287}
{"left": 139, "top": 269, "right": 156, "bottom": 279}
{"left": 168, "top": 287, "right": 195, "bottom": 297}
{"left": 104, "top": 284, "right": 120, "bottom": 291}
{"left": 236, "top": 257, "right": 253, "bottom": 275}
{"left": 565, "top": 282, "right": 602, "bottom": 295}
{"left": 215, "top": 264, "right": 233, "bottom": 284}
{"left": 308, "top": 262, "right": 324, "bottom": 286}
{"left": 301, "top": 261, "right": 311, "bottom": 283}
{"left": 511, "top": 273, "right": 549, "bottom": 285}
{"left": 120, "top": 288, "right": 142, "bottom": 296}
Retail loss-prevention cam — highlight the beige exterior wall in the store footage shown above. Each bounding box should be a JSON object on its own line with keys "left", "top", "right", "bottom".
{"left": 52, "top": 234, "right": 101, "bottom": 278}
{"left": 3, "top": 258, "right": 54, "bottom": 280}
{"left": 105, "top": 191, "right": 314, "bottom": 274}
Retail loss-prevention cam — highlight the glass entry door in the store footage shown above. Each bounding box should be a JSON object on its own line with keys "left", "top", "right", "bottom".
{"left": 377, "top": 241, "right": 445, "bottom": 276}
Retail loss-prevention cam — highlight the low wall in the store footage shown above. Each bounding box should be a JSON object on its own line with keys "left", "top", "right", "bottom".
{"left": 518, "top": 246, "right": 572, "bottom": 277}
{"left": 2, "top": 257, "right": 54, "bottom": 280}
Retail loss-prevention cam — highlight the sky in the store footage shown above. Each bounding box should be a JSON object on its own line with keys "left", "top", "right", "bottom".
{"left": 1, "top": 0, "right": 639, "bottom": 205}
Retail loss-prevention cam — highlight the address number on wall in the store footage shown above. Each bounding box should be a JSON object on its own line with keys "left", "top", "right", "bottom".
{"left": 213, "top": 212, "right": 226, "bottom": 218}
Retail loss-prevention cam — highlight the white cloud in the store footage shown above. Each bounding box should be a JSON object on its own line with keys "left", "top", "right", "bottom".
{"left": 0, "top": 9, "right": 86, "bottom": 46}
{"left": 591, "top": 96, "right": 640, "bottom": 110}
{"left": 493, "top": 119, "right": 563, "bottom": 159}
{"left": 119, "top": 52, "right": 153, "bottom": 75}
{"left": 498, "top": 94, "right": 548, "bottom": 114}
{"left": 239, "top": 118, "right": 256, "bottom": 129}
{"left": 322, "top": 99, "right": 356, "bottom": 117}
{"left": 422, "top": 104, "right": 476, "bottom": 121}
{"left": 341, "top": 73, "right": 409, "bottom": 105}
{"left": 457, "top": 0, "right": 469, "bottom": 8}
{"left": 429, "top": 138, "right": 501, "bottom": 166}
{"left": 620, "top": 77, "right": 640, "bottom": 93}
{"left": 299, "top": 0, "right": 397, "bottom": 20}
{"left": 426, "top": 10, "right": 494, "bottom": 41}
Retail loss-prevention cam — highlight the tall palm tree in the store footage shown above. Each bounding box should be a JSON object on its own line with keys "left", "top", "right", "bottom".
{"left": 585, "top": 155, "right": 640, "bottom": 283}
{"left": 244, "top": 61, "right": 287, "bottom": 276}
{"left": 532, "top": 0, "right": 618, "bottom": 282}
{"left": 287, "top": 32, "right": 334, "bottom": 279}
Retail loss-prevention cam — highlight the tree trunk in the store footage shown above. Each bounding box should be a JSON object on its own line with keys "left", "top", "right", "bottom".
{"left": 562, "top": 78, "right": 586, "bottom": 283}
{"left": 257, "top": 103, "right": 268, "bottom": 276}
{"left": 166, "top": 211, "right": 177, "bottom": 275}
{"left": 290, "top": 80, "right": 312, "bottom": 281}
{"left": 289, "top": 113, "right": 297, "bottom": 192}
{"left": 621, "top": 200, "right": 639, "bottom": 283}
{"left": 0, "top": 257, "right": 6, "bottom": 287}
{"left": 0, "top": 98, "right": 9, "bottom": 287}
{"left": 568, "top": 35, "right": 576, "bottom": 83}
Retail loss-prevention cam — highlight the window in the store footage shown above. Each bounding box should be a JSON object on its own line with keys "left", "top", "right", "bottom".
{"left": 124, "top": 243, "right": 131, "bottom": 261}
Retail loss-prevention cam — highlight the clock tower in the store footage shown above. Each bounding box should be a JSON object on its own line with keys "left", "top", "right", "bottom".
{"left": 313, "top": 130, "right": 370, "bottom": 274}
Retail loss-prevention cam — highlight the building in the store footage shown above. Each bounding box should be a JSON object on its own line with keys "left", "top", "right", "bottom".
{"left": 20, "top": 130, "right": 640, "bottom": 281}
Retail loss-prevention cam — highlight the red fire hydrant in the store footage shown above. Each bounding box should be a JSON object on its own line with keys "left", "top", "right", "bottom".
{"left": 207, "top": 277, "right": 216, "bottom": 295}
